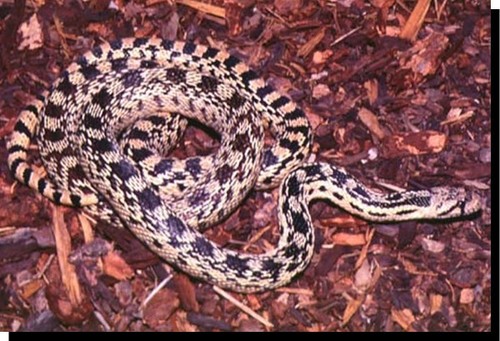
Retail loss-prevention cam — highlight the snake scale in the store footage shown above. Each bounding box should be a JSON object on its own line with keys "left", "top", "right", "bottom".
{"left": 7, "top": 38, "right": 481, "bottom": 292}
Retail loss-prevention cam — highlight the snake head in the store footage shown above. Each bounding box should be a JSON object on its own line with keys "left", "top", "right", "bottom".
{"left": 429, "top": 186, "right": 482, "bottom": 219}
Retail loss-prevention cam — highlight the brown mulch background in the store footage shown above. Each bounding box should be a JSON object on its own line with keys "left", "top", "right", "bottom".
{"left": 0, "top": 0, "right": 492, "bottom": 332}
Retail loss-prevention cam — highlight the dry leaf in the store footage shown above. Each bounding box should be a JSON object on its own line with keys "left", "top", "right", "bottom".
{"left": 20, "top": 279, "right": 43, "bottom": 300}
{"left": 421, "top": 237, "right": 445, "bottom": 253}
{"left": 342, "top": 295, "right": 365, "bottom": 325}
{"left": 355, "top": 228, "right": 375, "bottom": 269}
{"left": 391, "top": 308, "right": 415, "bottom": 331}
{"left": 17, "top": 14, "right": 43, "bottom": 50}
{"left": 337, "top": 0, "right": 356, "bottom": 7}
{"left": 358, "top": 107, "right": 386, "bottom": 140}
{"left": 459, "top": 288, "right": 474, "bottom": 304}
{"left": 330, "top": 232, "right": 366, "bottom": 246}
{"left": 305, "top": 110, "right": 325, "bottom": 130}
{"left": 363, "top": 79, "right": 379, "bottom": 105}
{"left": 429, "top": 293, "right": 443, "bottom": 315}
{"left": 312, "top": 50, "right": 333, "bottom": 64}
{"left": 298, "top": 28, "right": 325, "bottom": 58}
{"left": 143, "top": 289, "right": 180, "bottom": 328}
{"left": 381, "top": 131, "right": 447, "bottom": 158}
{"left": 174, "top": 274, "right": 199, "bottom": 312}
{"left": 312, "top": 84, "right": 331, "bottom": 99}
{"left": 354, "top": 259, "right": 372, "bottom": 292}
{"left": 102, "top": 251, "right": 134, "bottom": 281}
{"left": 320, "top": 214, "right": 367, "bottom": 229}
{"left": 370, "top": 0, "right": 395, "bottom": 8}
{"left": 441, "top": 109, "right": 475, "bottom": 125}
{"left": 274, "top": 0, "right": 302, "bottom": 15}
{"left": 400, "top": 31, "right": 449, "bottom": 78}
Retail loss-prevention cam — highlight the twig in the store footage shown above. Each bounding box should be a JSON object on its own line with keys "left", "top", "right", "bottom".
{"left": 242, "top": 224, "right": 272, "bottom": 252}
{"left": 400, "top": 0, "right": 431, "bottom": 41}
{"left": 440, "top": 110, "right": 475, "bottom": 126}
{"left": 0, "top": 226, "right": 16, "bottom": 236}
{"left": 93, "top": 310, "right": 111, "bottom": 331}
{"left": 35, "top": 254, "right": 55, "bottom": 280}
{"left": 78, "top": 213, "right": 94, "bottom": 243}
{"left": 298, "top": 28, "right": 326, "bottom": 57}
{"left": 52, "top": 206, "right": 83, "bottom": 305}
{"left": 376, "top": 181, "right": 406, "bottom": 192}
{"left": 141, "top": 274, "right": 173, "bottom": 307}
{"left": 330, "top": 26, "right": 362, "bottom": 47}
{"left": 176, "top": 0, "right": 225, "bottom": 18}
{"left": 276, "top": 287, "right": 314, "bottom": 296}
{"left": 354, "top": 228, "right": 375, "bottom": 269}
{"left": 262, "top": 8, "right": 291, "bottom": 28}
{"left": 436, "top": 0, "right": 448, "bottom": 19}
{"left": 213, "top": 286, "right": 274, "bottom": 328}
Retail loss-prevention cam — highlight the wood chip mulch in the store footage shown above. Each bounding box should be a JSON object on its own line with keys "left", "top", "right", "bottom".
{"left": 0, "top": 0, "right": 492, "bottom": 332}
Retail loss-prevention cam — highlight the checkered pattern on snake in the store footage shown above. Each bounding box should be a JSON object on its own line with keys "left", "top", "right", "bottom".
{"left": 7, "top": 38, "right": 481, "bottom": 292}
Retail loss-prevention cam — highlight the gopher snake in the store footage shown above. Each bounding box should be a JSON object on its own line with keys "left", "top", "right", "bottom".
{"left": 7, "top": 38, "right": 480, "bottom": 292}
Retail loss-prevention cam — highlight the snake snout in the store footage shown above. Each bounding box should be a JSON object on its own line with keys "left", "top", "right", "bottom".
{"left": 432, "top": 187, "right": 482, "bottom": 218}
{"left": 463, "top": 190, "right": 482, "bottom": 216}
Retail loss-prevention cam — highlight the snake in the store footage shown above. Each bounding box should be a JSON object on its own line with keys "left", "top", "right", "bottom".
{"left": 7, "top": 38, "right": 481, "bottom": 293}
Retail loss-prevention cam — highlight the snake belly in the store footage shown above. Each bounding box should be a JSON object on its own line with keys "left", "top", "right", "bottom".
{"left": 7, "top": 38, "right": 481, "bottom": 292}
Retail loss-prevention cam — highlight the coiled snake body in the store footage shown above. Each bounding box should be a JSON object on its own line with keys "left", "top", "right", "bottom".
{"left": 7, "top": 38, "right": 480, "bottom": 292}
